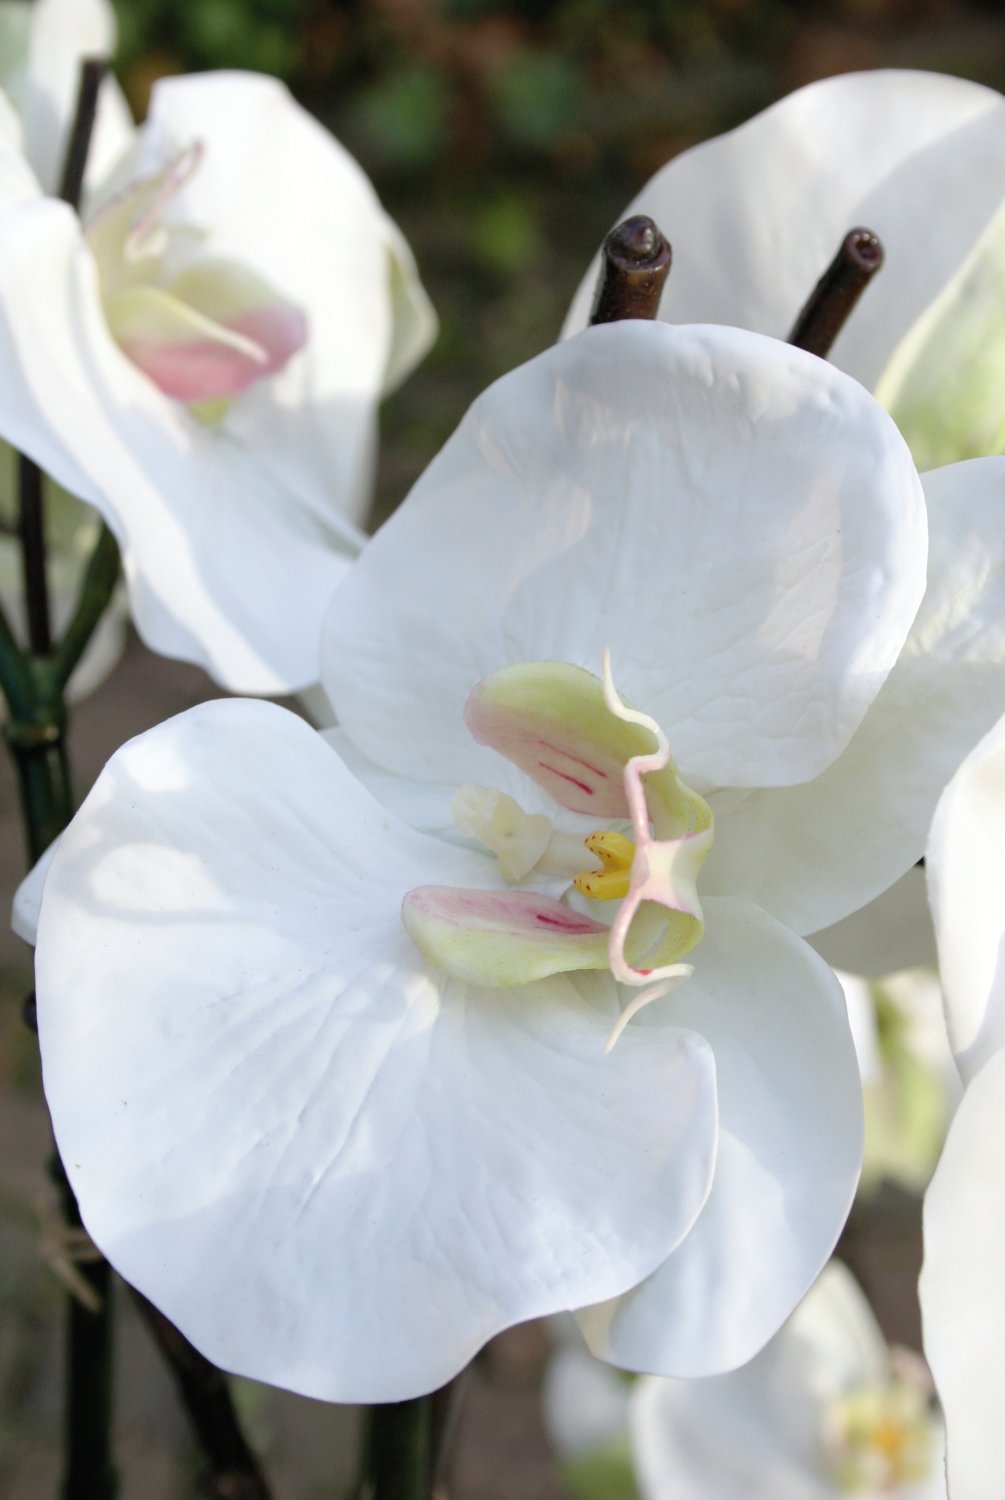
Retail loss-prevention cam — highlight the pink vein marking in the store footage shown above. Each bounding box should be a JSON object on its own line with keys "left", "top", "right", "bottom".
{"left": 536, "top": 736, "right": 608, "bottom": 779}
{"left": 535, "top": 912, "right": 599, "bottom": 932}
{"left": 538, "top": 761, "right": 594, "bottom": 796}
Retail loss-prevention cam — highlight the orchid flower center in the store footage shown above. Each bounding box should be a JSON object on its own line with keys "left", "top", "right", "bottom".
{"left": 84, "top": 145, "right": 307, "bottom": 415}
{"left": 403, "top": 654, "right": 714, "bottom": 1048}
{"left": 821, "top": 1353, "right": 937, "bottom": 1494}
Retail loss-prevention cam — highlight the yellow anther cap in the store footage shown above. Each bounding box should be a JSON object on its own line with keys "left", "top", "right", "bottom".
{"left": 573, "top": 830, "right": 636, "bottom": 901}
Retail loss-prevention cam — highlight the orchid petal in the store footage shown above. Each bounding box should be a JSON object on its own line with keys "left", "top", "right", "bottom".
{"left": 921, "top": 1048, "right": 1005, "bottom": 1500}
{"left": 9, "top": 0, "right": 132, "bottom": 195}
{"left": 704, "top": 458, "right": 1005, "bottom": 936}
{"left": 0, "top": 196, "right": 359, "bottom": 692}
{"left": 381, "top": 212, "right": 438, "bottom": 395}
{"left": 876, "top": 197, "right": 1005, "bottom": 470}
{"left": 810, "top": 867, "right": 935, "bottom": 979}
{"left": 563, "top": 71, "right": 1005, "bottom": 398}
{"left": 575, "top": 897, "right": 862, "bottom": 1377}
{"left": 324, "top": 320, "right": 926, "bottom": 793}
{"left": 926, "top": 711, "right": 1005, "bottom": 1082}
{"left": 12, "top": 837, "right": 57, "bottom": 945}
{"left": 0, "top": 89, "right": 44, "bottom": 210}
{"left": 99, "top": 71, "right": 435, "bottom": 530}
{"left": 35, "top": 699, "right": 720, "bottom": 1401}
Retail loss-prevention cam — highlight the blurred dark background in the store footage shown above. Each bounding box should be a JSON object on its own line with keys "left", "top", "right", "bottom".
{"left": 1, "top": 0, "right": 1003, "bottom": 1494}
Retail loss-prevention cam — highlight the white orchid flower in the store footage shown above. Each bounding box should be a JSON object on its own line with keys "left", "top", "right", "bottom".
{"left": 34, "top": 316, "right": 996, "bottom": 1402}
{"left": 0, "top": 69, "right": 436, "bottom": 693}
{"left": 0, "top": 0, "right": 132, "bottom": 191}
{"left": 920, "top": 713, "right": 1005, "bottom": 1499}
{"left": 630, "top": 1261, "right": 945, "bottom": 1500}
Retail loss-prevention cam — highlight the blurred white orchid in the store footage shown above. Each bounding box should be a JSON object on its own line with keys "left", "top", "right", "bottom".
{"left": 0, "top": 0, "right": 131, "bottom": 190}
{"left": 0, "top": 69, "right": 436, "bottom": 692}
{"left": 920, "top": 712, "right": 1005, "bottom": 1499}
{"left": 839, "top": 967, "right": 959, "bottom": 1196}
{"left": 630, "top": 1262, "right": 945, "bottom": 1500}
{"left": 30, "top": 318, "right": 962, "bottom": 1400}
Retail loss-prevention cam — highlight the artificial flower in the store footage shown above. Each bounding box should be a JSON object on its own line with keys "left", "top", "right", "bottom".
{"left": 920, "top": 712, "right": 1005, "bottom": 1500}
{"left": 34, "top": 318, "right": 960, "bottom": 1399}
{"left": 629, "top": 1260, "right": 945, "bottom": 1500}
{"left": 564, "top": 69, "right": 1005, "bottom": 473}
{"left": 0, "top": 69, "right": 436, "bottom": 693}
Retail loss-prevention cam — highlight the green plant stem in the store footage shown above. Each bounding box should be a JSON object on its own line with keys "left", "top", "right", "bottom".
{"left": 359, "top": 1397, "right": 434, "bottom": 1500}
{"left": 52, "top": 522, "right": 119, "bottom": 690}
{"left": 53, "top": 1158, "right": 116, "bottom": 1500}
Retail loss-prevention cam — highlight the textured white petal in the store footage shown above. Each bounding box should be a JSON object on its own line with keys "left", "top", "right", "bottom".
{"left": 704, "top": 459, "right": 1005, "bottom": 935}
{"left": 575, "top": 898, "right": 862, "bottom": 1376}
{"left": 325, "top": 320, "right": 925, "bottom": 792}
{"left": 921, "top": 1048, "right": 1005, "bottom": 1500}
{"left": 36, "top": 699, "right": 719, "bottom": 1401}
{"left": 810, "top": 868, "right": 935, "bottom": 978}
{"left": 563, "top": 71, "right": 1005, "bottom": 397}
{"left": 0, "top": 197, "right": 357, "bottom": 692}
{"left": 109, "top": 70, "right": 434, "bottom": 529}
{"left": 926, "top": 711, "right": 1005, "bottom": 1081}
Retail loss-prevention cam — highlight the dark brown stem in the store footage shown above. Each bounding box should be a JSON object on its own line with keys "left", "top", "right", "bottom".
{"left": 18, "top": 453, "right": 52, "bottom": 657}
{"left": 58, "top": 58, "right": 108, "bottom": 211}
{"left": 130, "top": 1293, "right": 272, "bottom": 1500}
{"left": 787, "top": 227, "right": 885, "bottom": 359}
{"left": 589, "top": 215, "right": 672, "bottom": 325}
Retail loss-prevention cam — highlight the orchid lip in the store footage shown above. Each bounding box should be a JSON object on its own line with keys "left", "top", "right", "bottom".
{"left": 403, "top": 653, "right": 715, "bottom": 1046}
{"left": 87, "top": 143, "right": 309, "bottom": 405}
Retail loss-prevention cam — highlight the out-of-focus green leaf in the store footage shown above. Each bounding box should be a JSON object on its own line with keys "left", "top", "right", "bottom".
{"left": 560, "top": 1437, "right": 640, "bottom": 1500}
{"left": 488, "top": 52, "right": 583, "bottom": 149}
{"left": 350, "top": 65, "right": 449, "bottom": 171}
{"left": 472, "top": 192, "right": 542, "bottom": 275}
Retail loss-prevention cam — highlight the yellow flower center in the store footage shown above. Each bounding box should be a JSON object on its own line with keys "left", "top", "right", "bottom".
{"left": 823, "top": 1372, "right": 935, "bottom": 1493}
{"left": 573, "top": 831, "right": 636, "bottom": 901}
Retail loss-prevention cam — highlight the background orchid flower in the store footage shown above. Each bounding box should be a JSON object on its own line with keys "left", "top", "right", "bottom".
{"left": 30, "top": 318, "right": 943, "bottom": 1401}
{"left": 0, "top": 0, "right": 132, "bottom": 191}
{"left": 920, "top": 712, "right": 1005, "bottom": 1500}
{"left": 0, "top": 69, "right": 436, "bottom": 693}
{"left": 544, "top": 1264, "right": 945, "bottom": 1500}
{"left": 564, "top": 70, "right": 1005, "bottom": 474}
{"left": 629, "top": 1261, "right": 946, "bottom": 1500}
{"left": 839, "top": 968, "right": 959, "bottom": 1197}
